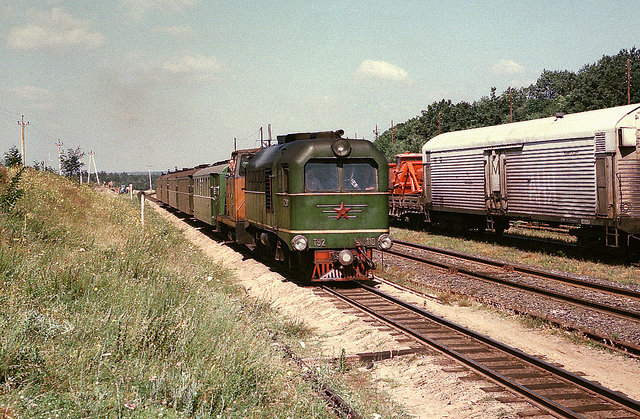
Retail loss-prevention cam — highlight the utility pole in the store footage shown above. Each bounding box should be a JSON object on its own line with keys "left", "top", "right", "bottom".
{"left": 17, "top": 115, "right": 30, "bottom": 165}
{"left": 373, "top": 124, "right": 379, "bottom": 141}
{"left": 55, "top": 139, "right": 63, "bottom": 175}
{"left": 147, "top": 165, "right": 152, "bottom": 190}
{"left": 88, "top": 151, "right": 99, "bottom": 184}
{"left": 391, "top": 120, "right": 394, "bottom": 144}
{"left": 438, "top": 112, "right": 442, "bottom": 135}
{"left": 628, "top": 58, "right": 631, "bottom": 105}
{"left": 509, "top": 88, "right": 513, "bottom": 123}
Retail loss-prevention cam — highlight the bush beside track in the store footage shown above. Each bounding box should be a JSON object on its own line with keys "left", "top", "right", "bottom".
{"left": 0, "top": 167, "right": 341, "bottom": 417}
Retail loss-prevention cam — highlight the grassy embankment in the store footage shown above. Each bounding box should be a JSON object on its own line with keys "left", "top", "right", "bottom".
{"left": 0, "top": 167, "right": 391, "bottom": 417}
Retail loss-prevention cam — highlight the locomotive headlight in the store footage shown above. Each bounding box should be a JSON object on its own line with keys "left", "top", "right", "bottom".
{"left": 337, "top": 249, "right": 354, "bottom": 266}
{"left": 377, "top": 234, "right": 393, "bottom": 250}
{"left": 291, "top": 235, "right": 308, "bottom": 251}
{"left": 331, "top": 139, "right": 351, "bottom": 157}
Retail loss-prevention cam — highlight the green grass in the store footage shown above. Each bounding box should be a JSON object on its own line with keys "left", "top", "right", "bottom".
{"left": 391, "top": 227, "right": 640, "bottom": 285}
{"left": 0, "top": 167, "right": 366, "bottom": 417}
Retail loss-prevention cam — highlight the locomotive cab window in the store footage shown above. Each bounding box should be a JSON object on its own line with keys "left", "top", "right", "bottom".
{"left": 305, "top": 159, "right": 377, "bottom": 192}
{"left": 343, "top": 162, "right": 377, "bottom": 191}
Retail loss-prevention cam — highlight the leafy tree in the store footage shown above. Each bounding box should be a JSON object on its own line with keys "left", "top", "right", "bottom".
{"left": 374, "top": 47, "right": 640, "bottom": 161}
{"left": 0, "top": 166, "right": 25, "bottom": 213}
{"left": 3, "top": 146, "right": 22, "bottom": 167}
{"left": 98, "top": 171, "right": 161, "bottom": 190}
{"left": 61, "top": 147, "right": 85, "bottom": 178}
{"left": 32, "top": 160, "right": 55, "bottom": 172}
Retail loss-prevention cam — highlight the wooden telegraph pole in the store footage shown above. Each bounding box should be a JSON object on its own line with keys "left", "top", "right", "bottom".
{"left": 18, "top": 115, "right": 30, "bottom": 165}
{"left": 510, "top": 88, "right": 513, "bottom": 123}
{"left": 55, "top": 139, "right": 63, "bottom": 175}
{"left": 391, "top": 120, "right": 394, "bottom": 144}
{"left": 88, "top": 151, "right": 99, "bottom": 184}
{"left": 628, "top": 58, "right": 631, "bottom": 105}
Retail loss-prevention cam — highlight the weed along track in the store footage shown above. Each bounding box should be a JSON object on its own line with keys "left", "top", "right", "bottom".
{"left": 321, "top": 282, "right": 640, "bottom": 418}
{"left": 379, "top": 239, "right": 640, "bottom": 353}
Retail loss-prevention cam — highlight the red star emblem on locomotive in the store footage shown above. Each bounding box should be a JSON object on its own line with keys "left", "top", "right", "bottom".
{"left": 334, "top": 202, "right": 351, "bottom": 220}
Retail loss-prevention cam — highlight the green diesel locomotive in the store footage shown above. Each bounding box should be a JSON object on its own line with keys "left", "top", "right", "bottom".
{"left": 156, "top": 130, "right": 391, "bottom": 281}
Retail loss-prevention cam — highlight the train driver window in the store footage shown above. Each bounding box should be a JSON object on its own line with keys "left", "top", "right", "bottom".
{"left": 343, "top": 161, "right": 377, "bottom": 191}
{"left": 305, "top": 162, "right": 338, "bottom": 191}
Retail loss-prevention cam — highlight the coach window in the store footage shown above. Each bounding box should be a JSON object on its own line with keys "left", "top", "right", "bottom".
{"left": 305, "top": 162, "right": 338, "bottom": 191}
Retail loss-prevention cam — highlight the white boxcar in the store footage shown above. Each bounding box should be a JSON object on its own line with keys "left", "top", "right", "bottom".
{"left": 422, "top": 104, "right": 640, "bottom": 247}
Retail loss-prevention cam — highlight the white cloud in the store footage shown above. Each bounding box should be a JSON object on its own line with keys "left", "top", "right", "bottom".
{"left": 162, "top": 53, "right": 223, "bottom": 80}
{"left": 154, "top": 25, "right": 196, "bottom": 38}
{"left": 491, "top": 59, "right": 525, "bottom": 75}
{"left": 356, "top": 59, "right": 409, "bottom": 82}
{"left": 6, "top": 7, "right": 104, "bottom": 51}
{"left": 119, "top": 0, "right": 200, "bottom": 19}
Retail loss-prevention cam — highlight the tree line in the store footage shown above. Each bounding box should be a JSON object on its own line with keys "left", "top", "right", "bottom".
{"left": 374, "top": 47, "right": 640, "bottom": 159}
{"left": 3, "top": 145, "right": 84, "bottom": 176}
{"left": 3, "top": 146, "right": 158, "bottom": 190}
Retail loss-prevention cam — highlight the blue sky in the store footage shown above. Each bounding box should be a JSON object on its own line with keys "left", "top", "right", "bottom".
{"left": 1, "top": 1, "right": 638, "bottom": 171}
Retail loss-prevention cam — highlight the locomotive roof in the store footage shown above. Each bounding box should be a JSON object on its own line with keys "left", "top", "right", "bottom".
{"left": 423, "top": 103, "right": 640, "bottom": 153}
{"left": 247, "top": 136, "right": 385, "bottom": 171}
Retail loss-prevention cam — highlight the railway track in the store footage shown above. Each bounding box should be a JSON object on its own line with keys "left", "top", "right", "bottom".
{"left": 322, "top": 282, "right": 640, "bottom": 418}
{"left": 384, "top": 240, "right": 640, "bottom": 326}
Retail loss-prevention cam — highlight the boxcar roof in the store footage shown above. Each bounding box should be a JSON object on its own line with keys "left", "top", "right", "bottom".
{"left": 423, "top": 103, "right": 640, "bottom": 153}
{"left": 193, "top": 163, "right": 228, "bottom": 177}
{"left": 175, "top": 166, "right": 206, "bottom": 179}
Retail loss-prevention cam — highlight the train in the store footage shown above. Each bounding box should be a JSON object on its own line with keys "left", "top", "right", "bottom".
{"left": 156, "top": 130, "right": 392, "bottom": 280}
{"left": 389, "top": 103, "right": 640, "bottom": 248}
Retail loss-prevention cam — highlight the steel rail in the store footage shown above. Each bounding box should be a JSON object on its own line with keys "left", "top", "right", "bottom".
{"left": 322, "top": 283, "right": 640, "bottom": 418}
{"left": 393, "top": 239, "right": 640, "bottom": 299}
{"left": 384, "top": 244, "right": 640, "bottom": 323}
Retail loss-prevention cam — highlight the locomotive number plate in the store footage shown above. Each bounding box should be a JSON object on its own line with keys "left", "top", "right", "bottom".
{"left": 313, "top": 238, "right": 326, "bottom": 247}
{"left": 355, "top": 237, "right": 376, "bottom": 246}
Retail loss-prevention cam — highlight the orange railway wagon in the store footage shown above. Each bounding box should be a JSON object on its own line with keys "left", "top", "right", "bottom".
{"left": 389, "top": 153, "right": 424, "bottom": 224}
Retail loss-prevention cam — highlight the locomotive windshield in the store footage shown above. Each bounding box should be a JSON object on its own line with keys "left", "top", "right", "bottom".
{"left": 305, "top": 160, "right": 377, "bottom": 192}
